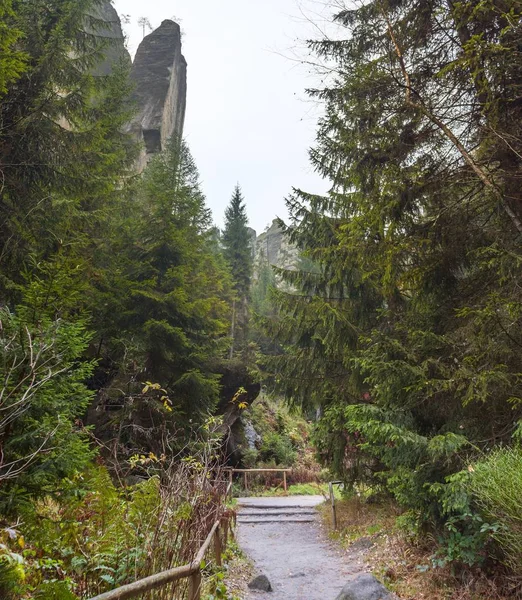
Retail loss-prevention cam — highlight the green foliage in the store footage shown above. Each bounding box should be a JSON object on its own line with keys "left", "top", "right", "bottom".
{"left": 0, "top": 303, "right": 95, "bottom": 505}
{"left": 238, "top": 396, "right": 320, "bottom": 483}
{"left": 221, "top": 185, "right": 253, "bottom": 355}
{"left": 0, "top": 1, "right": 240, "bottom": 597}
{"left": 259, "top": 431, "right": 296, "bottom": 466}
{"left": 265, "top": 0, "right": 522, "bottom": 571}
{"left": 94, "top": 138, "right": 232, "bottom": 437}
{"left": 222, "top": 185, "right": 253, "bottom": 299}
{"left": 468, "top": 448, "right": 522, "bottom": 572}
{"left": 34, "top": 582, "right": 78, "bottom": 600}
{"left": 0, "top": 556, "right": 25, "bottom": 600}
{"left": 0, "top": 0, "right": 26, "bottom": 96}
{"left": 0, "top": 0, "right": 136, "bottom": 301}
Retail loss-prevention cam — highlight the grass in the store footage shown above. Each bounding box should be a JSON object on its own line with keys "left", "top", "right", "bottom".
{"left": 259, "top": 482, "right": 329, "bottom": 497}
{"left": 234, "top": 481, "right": 344, "bottom": 498}
{"left": 468, "top": 447, "right": 522, "bottom": 574}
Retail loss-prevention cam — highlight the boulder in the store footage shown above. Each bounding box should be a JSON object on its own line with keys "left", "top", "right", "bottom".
{"left": 248, "top": 574, "right": 273, "bottom": 592}
{"left": 335, "top": 574, "right": 395, "bottom": 600}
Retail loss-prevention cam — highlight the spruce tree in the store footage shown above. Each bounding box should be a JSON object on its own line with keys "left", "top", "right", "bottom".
{"left": 222, "top": 185, "right": 253, "bottom": 297}
{"left": 222, "top": 185, "right": 253, "bottom": 356}
{"left": 90, "top": 139, "right": 233, "bottom": 451}
{"left": 0, "top": 0, "right": 136, "bottom": 303}
{"left": 0, "top": 0, "right": 135, "bottom": 501}
{"left": 266, "top": 0, "right": 522, "bottom": 537}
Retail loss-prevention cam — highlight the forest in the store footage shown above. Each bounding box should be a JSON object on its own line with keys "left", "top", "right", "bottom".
{"left": 0, "top": 0, "right": 521, "bottom": 599}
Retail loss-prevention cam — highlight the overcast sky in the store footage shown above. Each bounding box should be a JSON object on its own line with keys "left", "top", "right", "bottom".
{"left": 112, "top": 0, "right": 332, "bottom": 233}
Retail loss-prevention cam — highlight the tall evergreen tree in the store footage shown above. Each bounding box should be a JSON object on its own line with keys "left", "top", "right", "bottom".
{"left": 266, "top": 0, "right": 522, "bottom": 545}
{"left": 89, "top": 139, "right": 233, "bottom": 453}
{"left": 0, "top": 0, "right": 136, "bottom": 503}
{"left": 222, "top": 185, "right": 253, "bottom": 355}
{"left": 222, "top": 185, "right": 253, "bottom": 297}
{"left": 0, "top": 0, "right": 135, "bottom": 303}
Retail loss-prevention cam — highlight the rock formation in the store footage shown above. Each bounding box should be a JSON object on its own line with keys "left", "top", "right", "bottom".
{"left": 128, "top": 20, "right": 187, "bottom": 171}
{"left": 255, "top": 219, "right": 299, "bottom": 271}
{"left": 88, "top": 1, "right": 130, "bottom": 76}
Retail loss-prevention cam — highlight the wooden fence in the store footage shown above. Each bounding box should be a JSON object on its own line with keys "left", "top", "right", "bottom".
{"left": 88, "top": 483, "right": 236, "bottom": 600}
{"left": 226, "top": 467, "right": 291, "bottom": 493}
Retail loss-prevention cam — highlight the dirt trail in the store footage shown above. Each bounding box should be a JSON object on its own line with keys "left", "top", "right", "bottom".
{"left": 236, "top": 496, "right": 368, "bottom": 600}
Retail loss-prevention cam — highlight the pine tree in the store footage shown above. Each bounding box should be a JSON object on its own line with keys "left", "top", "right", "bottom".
{"left": 222, "top": 185, "right": 253, "bottom": 356}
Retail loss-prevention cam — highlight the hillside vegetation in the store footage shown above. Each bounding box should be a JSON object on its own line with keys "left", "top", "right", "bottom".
{"left": 262, "top": 0, "right": 522, "bottom": 596}
{"left": 0, "top": 0, "right": 521, "bottom": 599}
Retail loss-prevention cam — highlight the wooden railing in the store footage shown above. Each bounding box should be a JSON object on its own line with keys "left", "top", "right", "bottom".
{"left": 88, "top": 483, "right": 236, "bottom": 600}
{"left": 226, "top": 467, "right": 291, "bottom": 493}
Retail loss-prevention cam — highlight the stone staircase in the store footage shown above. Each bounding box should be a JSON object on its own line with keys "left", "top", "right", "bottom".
{"left": 237, "top": 499, "right": 320, "bottom": 524}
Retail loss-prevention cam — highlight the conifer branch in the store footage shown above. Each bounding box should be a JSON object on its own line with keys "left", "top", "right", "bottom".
{"left": 380, "top": 2, "right": 522, "bottom": 236}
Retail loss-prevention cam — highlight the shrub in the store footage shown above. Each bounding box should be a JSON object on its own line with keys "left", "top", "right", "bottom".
{"left": 468, "top": 447, "right": 522, "bottom": 572}
{"left": 259, "top": 431, "right": 296, "bottom": 466}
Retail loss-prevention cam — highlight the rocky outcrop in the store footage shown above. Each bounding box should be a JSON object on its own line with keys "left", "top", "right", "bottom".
{"left": 218, "top": 364, "right": 261, "bottom": 466}
{"left": 128, "top": 20, "right": 187, "bottom": 171}
{"left": 255, "top": 219, "right": 299, "bottom": 271}
{"left": 87, "top": 1, "right": 130, "bottom": 76}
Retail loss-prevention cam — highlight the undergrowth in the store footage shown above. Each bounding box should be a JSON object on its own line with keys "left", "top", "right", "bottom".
{"left": 0, "top": 422, "right": 231, "bottom": 599}
{"left": 321, "top": 495, "right": 522, "bottom": 600}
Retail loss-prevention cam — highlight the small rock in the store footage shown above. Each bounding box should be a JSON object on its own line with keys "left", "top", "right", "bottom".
{"left": 335, "top": 573, "right": 395, "bottom": 600}
{"left": 289, "top": 572, "right": 306, "bottom": 578}
{"left": 248, "top": 574, "right": 273, "bottom": 592}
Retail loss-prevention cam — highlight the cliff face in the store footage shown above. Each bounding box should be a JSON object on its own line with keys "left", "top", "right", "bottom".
{"left": 255, "top": 220, "right": 298, "bottom": 271}
{"left": 88, "top": 1, "right": 130, "bottom": 76}
{"left": 128, "top": 20, "right": 187, "bottom": 171}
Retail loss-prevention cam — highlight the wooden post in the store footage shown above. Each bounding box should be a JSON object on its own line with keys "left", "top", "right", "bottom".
{"left": 230, "top": 515, "right": 236, "bottom": 541}
{"left": 189, "top": 570, "right": 202, "bottom": 600}
{"left": 329, "top": 481, "right": 338, "bottom": 530}
{"left": 222, "top": 517, "right": 228, "bottom": 547}
{"left": 229, "top": 469, "right": 233, "bottom": 497}
{"left": 214, "top": 529, "right": 222, "bottom": 567}
{"left": 243, "top": 471, "right": 248, "bottom": 492}
{"left": 283, "top": 471, "right": 287, "bottom": 493}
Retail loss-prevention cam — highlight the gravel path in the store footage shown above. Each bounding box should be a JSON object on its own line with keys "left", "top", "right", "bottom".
{"left": 236, "top": 496, "right": 368, "bottom": 600}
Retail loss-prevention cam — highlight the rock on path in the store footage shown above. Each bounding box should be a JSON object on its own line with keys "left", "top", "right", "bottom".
{"left": 236, "top": 496, "right": 370, "bottom": 600}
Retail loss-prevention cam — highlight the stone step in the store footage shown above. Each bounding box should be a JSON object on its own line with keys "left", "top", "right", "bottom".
{"left": 240, "top": 509, "right": 317, "bottom": 516}
{"left": 238, "top": 504, "right": 319, "bottom": 510}
{"left": 237, "top": 516, "right": 317, "bottom": 524}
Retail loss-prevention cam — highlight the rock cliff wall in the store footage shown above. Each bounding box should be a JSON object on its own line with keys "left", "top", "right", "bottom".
{"left": 88, "top": 1, "right": 130, "bottom": 76}
{"left": 128, "top": 20, "right": 187, "bottom": 171}
{"left": 90, "top": 7, "right": 187, "bottom": 170}
{"left": 255, "top": 219, "right": 299, "bottom": 271}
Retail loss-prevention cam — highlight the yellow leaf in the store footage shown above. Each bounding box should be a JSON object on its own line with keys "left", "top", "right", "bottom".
{"left": 18, "top": 536, "right": 25, "bottom": 549}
